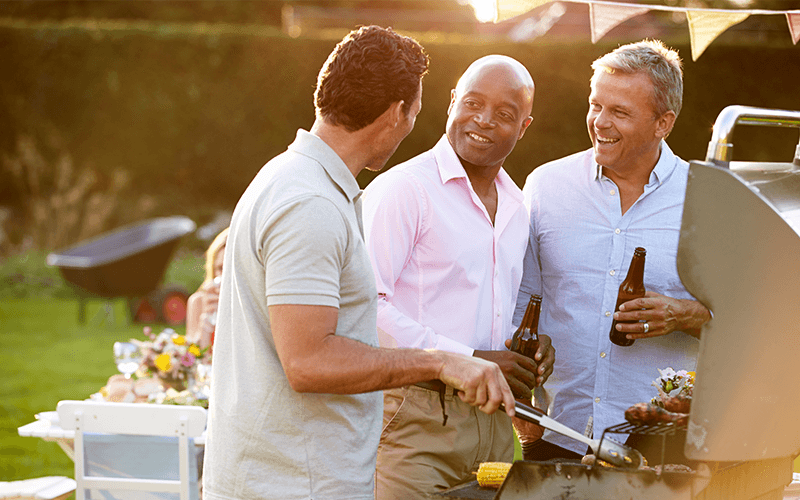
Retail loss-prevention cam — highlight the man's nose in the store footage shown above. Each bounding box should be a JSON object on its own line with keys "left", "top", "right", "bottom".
{"left": 474, "top": 109, "right": 495, "bottom": 128}
{"left": 593, "top": 109, "right": 611, "bottom": 129}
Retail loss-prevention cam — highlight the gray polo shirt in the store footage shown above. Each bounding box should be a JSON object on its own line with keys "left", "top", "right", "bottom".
{"left": 203, "top": 130, "right": 381, "bottom": 500}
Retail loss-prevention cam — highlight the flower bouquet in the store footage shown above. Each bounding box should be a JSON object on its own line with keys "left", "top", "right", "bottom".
{"left": 133, "top": 326, "right": 210, "bottom": 392}
{"left": 650, "top": 367, "right": 694, "bottom": 413}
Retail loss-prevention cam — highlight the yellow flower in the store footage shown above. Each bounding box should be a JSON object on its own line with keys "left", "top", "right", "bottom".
{"left": 155, "top": 353, "right": 172, "bottom": 372}
{"left": 188, "top": 344, "right": 201, "bottom": 357}
{"left": 172, "top": 334, "right": 186, "bottom": 346}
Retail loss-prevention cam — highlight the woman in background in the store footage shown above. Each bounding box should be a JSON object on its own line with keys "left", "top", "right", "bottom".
{"left": 186, "top": 227, "right": 228, "bottom": 349}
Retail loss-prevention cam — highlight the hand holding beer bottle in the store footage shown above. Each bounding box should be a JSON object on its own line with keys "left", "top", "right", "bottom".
{"left": 609, "top": 247, "right": 647, "bottom": 347}
{"left": 510, "top": 294, "right": 542, "bottom": 359}
{"left": 474, "top": 293, "right": 553, "bottom": 399}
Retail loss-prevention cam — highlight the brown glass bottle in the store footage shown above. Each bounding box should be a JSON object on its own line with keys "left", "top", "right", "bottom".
{"left": 510, "top": 294, "right": 542, "bottom": 359}
{"left": 609, "top": 247, "right": 647, "bottom": 347}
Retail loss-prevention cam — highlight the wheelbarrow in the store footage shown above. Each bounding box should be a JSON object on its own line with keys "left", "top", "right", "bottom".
{"left": 46, "top": 216, "right": 196, "bottom": 325}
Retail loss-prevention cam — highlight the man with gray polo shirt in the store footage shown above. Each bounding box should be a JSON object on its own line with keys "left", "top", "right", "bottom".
{"left": 202, "top": 26, "right": 515, "bottom": 500}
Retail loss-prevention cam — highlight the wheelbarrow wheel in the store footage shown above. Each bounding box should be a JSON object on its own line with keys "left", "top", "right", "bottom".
{"left": 129, "top": 296, "right": 158, "bottom": 324}
{"left": 158, "top": 285, "right": 189, "bottom": 326}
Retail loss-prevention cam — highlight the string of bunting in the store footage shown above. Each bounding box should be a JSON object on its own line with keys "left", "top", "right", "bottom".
{"left": 494, "top": 0, "right": 800, "bottom": 60}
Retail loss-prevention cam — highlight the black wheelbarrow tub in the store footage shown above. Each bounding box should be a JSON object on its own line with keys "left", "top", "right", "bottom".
{"left": 46, "top": 216, "right": 196, "bottom": 298}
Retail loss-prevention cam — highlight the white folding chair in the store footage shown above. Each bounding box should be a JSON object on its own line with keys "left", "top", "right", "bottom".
{"left": 57, "top": 400, "right": 206, "bottom": 500}
{"left": 0, "top": 476, "right": 76, "bottom": 500}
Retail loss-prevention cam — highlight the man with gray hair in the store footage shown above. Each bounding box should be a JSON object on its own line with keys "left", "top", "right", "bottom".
{"left": 514, "top": 39, "right": 711, "bottom": 462}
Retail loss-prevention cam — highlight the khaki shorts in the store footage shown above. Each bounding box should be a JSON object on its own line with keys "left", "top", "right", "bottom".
{"left": 375, "top": 384, "right": 514, "bottom": 499}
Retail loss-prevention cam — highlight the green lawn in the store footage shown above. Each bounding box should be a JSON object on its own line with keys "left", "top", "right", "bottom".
{"left": 0, "top": 250, "right": 203, "bottom": 482}
{"left": 0, "top": 297, "right": 189, "bottom": 481}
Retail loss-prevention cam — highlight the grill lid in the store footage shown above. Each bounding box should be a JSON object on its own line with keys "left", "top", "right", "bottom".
{"left": 677, "top": 106, "right": 800, "bottom": 461}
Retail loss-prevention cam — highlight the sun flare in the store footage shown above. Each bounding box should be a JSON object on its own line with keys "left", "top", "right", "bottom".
{"left": 468, "top": 0, "right": 497, "bottom": 23}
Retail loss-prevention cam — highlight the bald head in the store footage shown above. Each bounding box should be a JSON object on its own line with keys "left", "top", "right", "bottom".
{"left": 446, "top": 55, "right": 535, "bottom": 172}
{"left": 455, "top": 55, "right": 535, "bottom": 116}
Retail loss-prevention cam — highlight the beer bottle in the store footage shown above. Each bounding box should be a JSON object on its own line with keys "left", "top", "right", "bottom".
{"left": 510, "top": 294, "right": 542, "bottom": 359}
{"left": 609, "top": 247, "right": 647, "bottom": 347}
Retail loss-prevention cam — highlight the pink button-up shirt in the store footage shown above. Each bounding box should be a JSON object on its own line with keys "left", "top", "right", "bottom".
{"left": 363, "top": 136, "right": 529, "bottom": 356}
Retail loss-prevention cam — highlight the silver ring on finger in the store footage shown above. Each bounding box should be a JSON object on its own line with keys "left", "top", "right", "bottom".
{"left": 643, "top": 322, "right": 650, "bottom": 333}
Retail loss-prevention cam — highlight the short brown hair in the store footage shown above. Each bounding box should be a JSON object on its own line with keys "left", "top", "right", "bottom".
{"left": 314, "top": 26, "right": 429, "bottom": 132}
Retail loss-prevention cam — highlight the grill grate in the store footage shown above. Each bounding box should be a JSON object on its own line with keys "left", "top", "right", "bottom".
{"left": 600, "top": 421, "right": 689, "bottom": 468}
{"left": 603, "top": 421, "right": 687, "bottom": 437}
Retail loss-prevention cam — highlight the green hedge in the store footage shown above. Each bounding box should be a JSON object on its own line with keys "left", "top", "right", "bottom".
{"left": 1, "top": 21, "right": 799, "bottom": 251}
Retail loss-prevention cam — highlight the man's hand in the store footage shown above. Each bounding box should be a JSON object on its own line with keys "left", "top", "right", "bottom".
{"left": 473, "top": 349, "right": 537, "bottom": 399}
{"left": 476, "top": 334, "right": 555, "bottom": 398}
{"left": 437, "top": 352, "right": 516, "bottom": 418}
{"left": 614, "top": 291, "right": 712, "bottom": 340}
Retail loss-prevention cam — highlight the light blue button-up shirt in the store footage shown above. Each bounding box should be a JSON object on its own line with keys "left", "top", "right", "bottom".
{"left": 514, "top": 142, "right": 700, "bottom": 454}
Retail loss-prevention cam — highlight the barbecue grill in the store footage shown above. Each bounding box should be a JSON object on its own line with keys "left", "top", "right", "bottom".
{"left": 434, "top": 106, "right": 800, "bottom": 499}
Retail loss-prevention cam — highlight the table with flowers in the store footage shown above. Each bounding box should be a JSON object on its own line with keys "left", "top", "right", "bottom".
{"left": 104, "top": 326, "right": 212, "bottom": 407}
{"left": 17, "top": 327, "right": 212, "bottom": 461}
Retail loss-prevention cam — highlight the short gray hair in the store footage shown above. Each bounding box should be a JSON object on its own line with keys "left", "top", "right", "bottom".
{"left": 591, "top": 39, "right": 683, "bottom": 119}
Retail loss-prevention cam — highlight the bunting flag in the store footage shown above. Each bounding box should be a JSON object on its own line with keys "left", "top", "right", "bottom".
{"left": 788, "top": 12, "right": 800, "bottom": 44}
{"left": 589, "top": 2, "right": 649, "bottom": 43}
{"left": 494, "top": 1, "right": 800, "bottom": 60}
{"left": 686, "top": 10, "right": 750, "bottom": 61}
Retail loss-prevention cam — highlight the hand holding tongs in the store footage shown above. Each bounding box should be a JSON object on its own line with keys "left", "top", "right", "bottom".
{"left": 509, "top": 400, "right": 643, "bottom": 469}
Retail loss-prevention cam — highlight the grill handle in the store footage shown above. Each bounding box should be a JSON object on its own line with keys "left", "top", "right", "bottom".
{"left": 705, "top": 105, "right": 800, "bottom": 167}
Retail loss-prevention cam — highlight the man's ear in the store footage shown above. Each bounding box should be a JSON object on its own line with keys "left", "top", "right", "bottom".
{"left": 386, "top": 100, "right": 405, "bottom": 128}
{"left": 518, "top": 116, "right": 533, "bottom": 140}
{"left": 447, "top": 89, "right": 457, "bottom": 116}
{"left": 656, "top": 110, "right": 677, "bottom": 139}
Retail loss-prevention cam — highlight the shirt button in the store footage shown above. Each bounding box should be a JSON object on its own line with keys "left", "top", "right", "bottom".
{"left": 605, "top": 311, "right": 611, "bottom": 317}
{"left": 600, "top": 352, "right": 607, "bottom": 358}
{"left": 609, "top": 270, "right": 616, "bottom": 276}
{"left": 615, "top": 228, "right": 621, "bottom": 234}
{"left": 595, "top": 397, "right": 601, "bottom": 403}
{"left": 496, "top": 312, "right": 501, "bottom": 317}
{"left": 610, "top": 189, "right": 616, "bottom": 196}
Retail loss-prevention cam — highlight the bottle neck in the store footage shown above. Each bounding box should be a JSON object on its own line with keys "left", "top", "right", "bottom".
{"left": 621, "top": 253, "right": 646, "bottom": 296}
{"left": 527, "top": 296, "right": 542, "bottom": 336}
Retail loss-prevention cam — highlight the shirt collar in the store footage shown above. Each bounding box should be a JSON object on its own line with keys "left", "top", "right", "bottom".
{"left": 288, "top": 129, "right": 361, "bottom": 202}
{"left": 593, "top": 140, "right": 677, "bottom": 187}
{"left": 432, "top": 134, "right": 523, "bottom": 203}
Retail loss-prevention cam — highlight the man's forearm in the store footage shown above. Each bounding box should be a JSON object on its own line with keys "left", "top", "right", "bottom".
{"left": 285, "top": 335, "right": 446, "bottom": 394}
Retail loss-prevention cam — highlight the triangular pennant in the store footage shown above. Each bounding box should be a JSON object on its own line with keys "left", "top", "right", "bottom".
{"left": 589, "top": 3, "right": 650, "bottom": 44}
{"left": 495, "top": 0, "right": 551, "bottom": 23}
{"left": 686, "top": 10, "right": 750, "bottom": 61}
{"left": 787, "top": 12, "right": 800, "bottom": 44}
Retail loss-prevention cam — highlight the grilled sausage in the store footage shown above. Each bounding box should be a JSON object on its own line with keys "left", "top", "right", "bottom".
{"left": 625, "top": 402, "right": 688, "bottom": 426}
{"left": 662, "top": 392, "right": 691, "bottom": 414}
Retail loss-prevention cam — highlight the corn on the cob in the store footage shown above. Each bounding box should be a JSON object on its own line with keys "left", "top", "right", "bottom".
{"left": 476, "top": 462, "right": 512, "bottom": 488}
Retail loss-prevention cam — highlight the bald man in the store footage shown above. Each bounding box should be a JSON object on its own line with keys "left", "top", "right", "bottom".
{"left": 363, "top": 55, "right": 555, "bottom": 498}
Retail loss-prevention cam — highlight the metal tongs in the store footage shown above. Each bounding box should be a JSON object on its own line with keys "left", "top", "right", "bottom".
{"left": 510, "top": 400, "right": 644, "bottom": 469}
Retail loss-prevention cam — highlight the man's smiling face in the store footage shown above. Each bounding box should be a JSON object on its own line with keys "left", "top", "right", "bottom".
{"left": 445, "top": 63, "right": 533, "bottom": 172}
{"left": 586, "top": 70, "right": 664, "bottom": 176}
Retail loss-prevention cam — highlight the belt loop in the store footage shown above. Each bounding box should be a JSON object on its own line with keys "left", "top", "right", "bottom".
{"left": 438, "top": 384, "right": 448, "bottom": 427}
